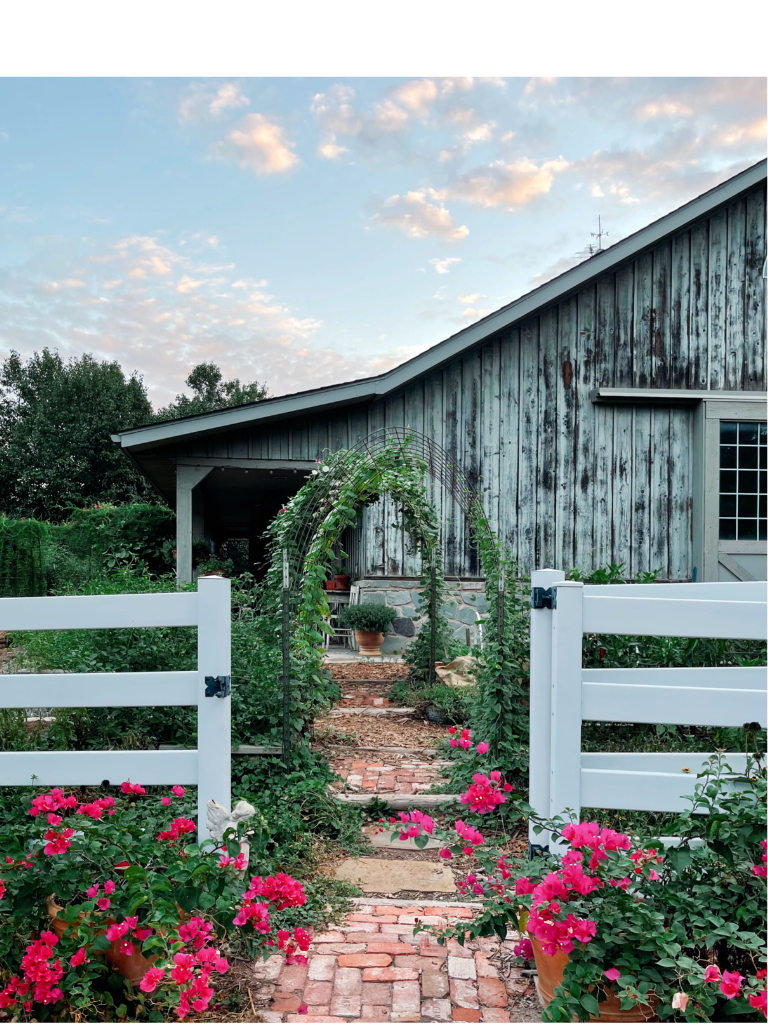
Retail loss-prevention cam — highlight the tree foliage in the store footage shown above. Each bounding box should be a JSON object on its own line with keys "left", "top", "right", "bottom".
{"left": 0, "top": 350, "right": 155, "bottom": 521}
{"left": 154, "top": 362, "right": 268, "bottom": 421}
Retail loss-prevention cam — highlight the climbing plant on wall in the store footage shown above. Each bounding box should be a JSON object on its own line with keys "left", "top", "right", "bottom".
{"left": 260, "top": 429, "right": 526, "bottom": 762}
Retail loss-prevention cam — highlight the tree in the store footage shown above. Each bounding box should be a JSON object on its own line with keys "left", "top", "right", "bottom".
{"left": 0, "top": 349, "right": 155, "bottom": 521}
{"left": 155, "top": 362, "right": 268, "bottom": 421}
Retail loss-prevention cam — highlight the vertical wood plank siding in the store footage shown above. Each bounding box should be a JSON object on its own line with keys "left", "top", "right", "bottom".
{"left": 179, "top": 185, "right": 764, "bottom": 580}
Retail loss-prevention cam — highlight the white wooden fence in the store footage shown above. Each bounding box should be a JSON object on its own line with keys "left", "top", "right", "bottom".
{"left": 0, "top": 575, "right": 231, "bottom": 841}
{"left": 529, "top": 570, "right": 767, "bottom": 851}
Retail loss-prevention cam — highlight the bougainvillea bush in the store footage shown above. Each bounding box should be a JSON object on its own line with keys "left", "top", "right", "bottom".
{"left": 0, "top": 783, "right": 313, "bottom": 1021}
{"left": 380, "top": 744, "right": 767, "bottom": 1023}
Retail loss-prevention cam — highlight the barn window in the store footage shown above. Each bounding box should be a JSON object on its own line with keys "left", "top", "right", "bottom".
{"left": 719, "top": 421, "right": 767, "bottom": 541}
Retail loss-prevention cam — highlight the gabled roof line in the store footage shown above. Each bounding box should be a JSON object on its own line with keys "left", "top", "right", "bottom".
{"left": 116, "top": 159, "right": 767, "bottom": 450}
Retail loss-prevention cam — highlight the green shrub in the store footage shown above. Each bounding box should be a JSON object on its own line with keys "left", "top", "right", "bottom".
{"left": 339, "top": 603, "right": 397, "bottom": 633}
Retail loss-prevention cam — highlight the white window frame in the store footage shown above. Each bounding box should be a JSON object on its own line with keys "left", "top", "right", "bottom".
{"left": 692, "top": 395, "right": 768, "bottom": 582}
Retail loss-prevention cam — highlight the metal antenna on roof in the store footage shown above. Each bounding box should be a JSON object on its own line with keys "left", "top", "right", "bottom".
{"left": 591, "top": 215, "right": 609, "bottom": 251}
{"left": 574, "top": 215, "right": 609, "bottom": 260}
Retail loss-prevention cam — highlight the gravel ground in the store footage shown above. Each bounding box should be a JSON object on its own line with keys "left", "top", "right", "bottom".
{"left": 326, "top": 661, "right": 412, "bottom": 680}
{"left": 315, "top": 713, "right": 446, "bottom": 748}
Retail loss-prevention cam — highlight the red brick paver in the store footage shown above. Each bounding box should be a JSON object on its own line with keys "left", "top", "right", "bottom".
{"left": 328, "top": 752, "right": 450, "bottom": 796}
{"left": 261, "top": 904, "right": 535, "bottom": 1022}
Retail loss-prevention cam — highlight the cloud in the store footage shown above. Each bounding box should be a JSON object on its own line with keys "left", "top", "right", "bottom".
{"left": 457, "top": 293, "right": 484, "bottom": 304}
{"left": 0, "top": 233, "right": 405, "bottom": 404}
{"left": 212, "top": 113, "right": 299, "bottom": 175}
{"left": 429, "top": 257, "right": 461, "bottom": 274}
{"left": 636, "top": 99, "right": 694, "bottom": 121}
{"left": 179, "top": 82, "right": 250, "bottom": 123}
{"left": 310, "top": 78, "right": 503, "bottom": 159}
{"left": 460, "top": 307, "right": 493, "bottom": 321}
{"left": 442, "top": 155, "right": 569, "bottom": 209}
{"left": 369, "top": 190, "right": 469, "bottom": 242}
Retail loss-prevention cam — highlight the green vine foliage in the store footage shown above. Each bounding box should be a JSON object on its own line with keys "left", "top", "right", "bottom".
{"left": 0, "top": 504, "right": 176, "bottom": 596}
{"left": 0, "top": 517, "right": 48, "bottom": 597}
{"left": 260, "top": 437, "right": 521, "bottom": 758}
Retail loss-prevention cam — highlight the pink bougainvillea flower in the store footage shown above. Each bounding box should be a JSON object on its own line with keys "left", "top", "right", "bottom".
{"left": 40, "top": 931, "right": 58, "bottom": 946}
{"left": 298, "top": 1005, "right": 308, "bottom": 1015}
{"left": 649, "top": 869, "right": 660, "bottom": 881}
{"left": 43, "top": 829, "right": 73, "bottom": 857}
{"left": 86, "top": 884, "right": 99, "bottom": 898}
{"left": 476, "top": 741, "right": 489, "bottom": 754}
{"left": 97, "top": 897, "right": 111, "bottom": 910}
{"left": 139, "top": 966, "right": 166, "bottom": 993}
{"left": 438, "top": 848, "right": 452, "bottom": 859}
{"left": 162, "top": 796, "right": 171, "bottom": 806}
{"left": 70, "top": 948, "right": 89, "bottom": 967}
{"left": 671, "top": 993, "right": 689, "bottom": 1011}
{"left": 719, "top": 971, "right": 744, "bottom": 999}
{"left": 748, "top": 990, "right": 767, "bottom": 1016}
{"left": 449, "top": 738, "right": 459, "bottom": 748}
{"left": 704, "top": 965, "right": 720, "bottom": 982}
{"left": 459, "top": 737, "right": 472, "bottom": 749}
{"left": 172, "top": 785, "right": 185, "bottom": 798}
{"left": 604, "top": 968, "right": 621, "bottom": 982}
{"left": 157, "top": 817, "right": 196, "bottom": 842}
{"left": 515, "top": 877, "right": 535, "bottom": 895}
{"left": 120, "top": 781, "right": 146, "bottom": 796}
{"left": 46, "top": 813, "right": 62, "bottom": 826}
{"left": 118, "top": 940, "right": 134, "bottom": 957}
{"left": 133, "top": 927, "right": 153, "bottom": 942}
{"left": 448, "top": 727, "right": 456, "bottom": 735}
{"left": 513, "top": 938, "right": 534, "bottom": 960}
{"left": 103, "top": 880, "right": 115, "bottom": 895}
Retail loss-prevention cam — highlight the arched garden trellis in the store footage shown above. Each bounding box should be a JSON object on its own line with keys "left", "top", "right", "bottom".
{"left": 260, "top": 428, "right": 527, "bottom": 767}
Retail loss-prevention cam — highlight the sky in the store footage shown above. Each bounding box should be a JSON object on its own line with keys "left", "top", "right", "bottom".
{"left": 0, "top": 76, "right": 765, "bottom": 406}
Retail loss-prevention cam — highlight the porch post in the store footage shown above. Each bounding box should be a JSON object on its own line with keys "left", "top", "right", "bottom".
{"left": 176, "top": 465, "right": 214, "bottom": 583}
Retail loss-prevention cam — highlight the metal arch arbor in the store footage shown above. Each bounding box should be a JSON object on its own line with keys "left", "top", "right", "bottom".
{"left": 267, "top": 427, "right": 508, "bottom": 764}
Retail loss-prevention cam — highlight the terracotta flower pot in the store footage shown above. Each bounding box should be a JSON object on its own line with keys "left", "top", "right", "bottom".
{"left": 532, "top": 939, "right": 658, "bottom": 1022}
{"left": 47, "top": 897, "right": 157, "bottom": 985}
{"left": 354, "top": 629, "right": 385, "bottom": 656}
{"left": 334, "top": 575, "right": 350, "bottom": 590}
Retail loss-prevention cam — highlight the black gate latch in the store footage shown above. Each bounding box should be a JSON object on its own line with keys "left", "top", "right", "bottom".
{"left": 531, "top": 587, "right": 557, "bottom": 610}
{"left": 205, "top": 675, "right": 231, "bottom": 698}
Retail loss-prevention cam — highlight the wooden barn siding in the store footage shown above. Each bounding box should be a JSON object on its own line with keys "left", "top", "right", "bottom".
{"left": 174, "top": 187, "right": 764, "bottom": 579}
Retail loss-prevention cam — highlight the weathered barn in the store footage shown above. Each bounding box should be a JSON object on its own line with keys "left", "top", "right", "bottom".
{"left": 115, "top": 160, "right": 767, "bottom": 586}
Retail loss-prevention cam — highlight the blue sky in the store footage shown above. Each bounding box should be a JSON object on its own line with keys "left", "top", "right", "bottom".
{"left": 0, "top": 76, "right": 765, "bottom": 405}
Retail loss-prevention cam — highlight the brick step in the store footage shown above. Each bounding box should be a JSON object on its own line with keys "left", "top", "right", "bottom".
{"left": 316, "top": 745, "right": 441, "bottom": 755}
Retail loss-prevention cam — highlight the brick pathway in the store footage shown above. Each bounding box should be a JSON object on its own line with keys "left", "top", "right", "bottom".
{"left": 338, "top": 684, "right": 394, "bottom": 707}
{"left": 254, "top": 904, "right": 535, "bottom": 1022}
{"left": 328, "top": 753, "right": 450, "bottom": 796}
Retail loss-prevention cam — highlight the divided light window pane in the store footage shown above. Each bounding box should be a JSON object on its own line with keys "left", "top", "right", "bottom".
{"left": 719, "top": 421, "right": 767, "bottom": 542}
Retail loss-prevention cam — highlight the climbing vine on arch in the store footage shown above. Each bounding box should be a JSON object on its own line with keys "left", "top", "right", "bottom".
{"left": 260, "top": 431, "right": 528, "bottom": 765}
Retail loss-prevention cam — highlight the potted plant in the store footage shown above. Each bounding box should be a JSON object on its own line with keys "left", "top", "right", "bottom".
{"left": 0, "top": 782, "right": 312, "bottom": 1021}
{"left": 378, "top": 747, "right": 767, "bottom": 1023}
{"left": 339, "top": 603, "right": 397, "bottom": 656}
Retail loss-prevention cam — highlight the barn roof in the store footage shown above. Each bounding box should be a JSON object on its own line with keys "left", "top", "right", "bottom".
{"left": 115, "top": 158, "right": 767, "bottom": 453}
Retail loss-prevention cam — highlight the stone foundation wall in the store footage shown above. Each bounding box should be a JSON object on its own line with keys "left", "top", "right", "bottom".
{"left": 355, "top": 577, "right": 488, "bottom": 655}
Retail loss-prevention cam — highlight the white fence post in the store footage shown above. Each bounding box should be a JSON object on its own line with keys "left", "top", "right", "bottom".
{"left": 528, "top": 568, "right": 565, "bottom": 851}
{"left": 196, "top": 575, "right": 231, "bottom": 843}
{"left": 549, "top": 580, "right": 584, "bottom": 849}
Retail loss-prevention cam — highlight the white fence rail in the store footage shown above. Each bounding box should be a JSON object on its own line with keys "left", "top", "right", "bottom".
{"left": 529, "top": 571, "right": 767, "bottom": 851}
{"left": 0, "top": 575, "right": 231, "bottom": 841}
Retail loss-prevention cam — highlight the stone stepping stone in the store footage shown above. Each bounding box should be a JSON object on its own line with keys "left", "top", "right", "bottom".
{"left": 333, "top": 857, "right": 456, "bottom": 893}
{"left": 332, "top": 792, "right": 460, "bottom": 809}
{"left": 364, "top": 827, "right": 443, "bottom": 851}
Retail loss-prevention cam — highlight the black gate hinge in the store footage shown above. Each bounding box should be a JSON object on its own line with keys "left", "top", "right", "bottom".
{"left": 205, "top": 675, "right": 231, "bottom": 698}
{"left": 531, "top": 586, "right": 557, "bottom": 610}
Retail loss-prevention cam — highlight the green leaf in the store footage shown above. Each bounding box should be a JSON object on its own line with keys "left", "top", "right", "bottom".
{"left": 580, "top": 993, "right": 600, "bottom": 1016}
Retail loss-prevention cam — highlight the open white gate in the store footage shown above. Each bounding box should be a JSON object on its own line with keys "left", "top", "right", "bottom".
{"left": 0, "top": 575, "right": 231, "bottom": 841}
{"left": 529, "top": 570, "right": 767, "bottom": 851}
